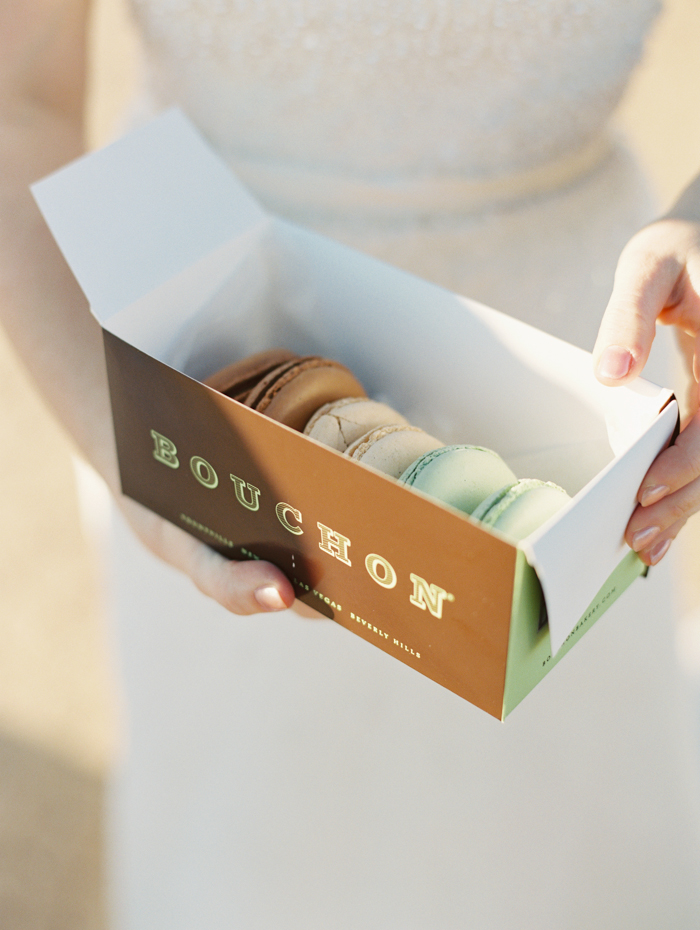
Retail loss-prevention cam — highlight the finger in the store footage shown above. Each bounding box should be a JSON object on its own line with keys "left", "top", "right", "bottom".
{"left": 189, "top": 539, "right": 296, "bottom": 615}
{"left": 636, "top": 409, "right": 700, "bottom": 506}
{"left": 593, "top": 231, "right": 685, "bottom": 385}
{"left": 121, "top": 498, "right": 296, "bottom": 615}
{"left": 628, "top": 518, "right": 685, "bottom": 568}
{"left": 626, "top": 476, "right": 700, "bottom": 560}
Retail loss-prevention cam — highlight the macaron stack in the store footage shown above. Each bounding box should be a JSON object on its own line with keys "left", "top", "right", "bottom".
{"left": 205, "top": 348, "right": 571, "bottom": 540}
{"left": 204, "top": 348, "right": 444, "bottom": 477}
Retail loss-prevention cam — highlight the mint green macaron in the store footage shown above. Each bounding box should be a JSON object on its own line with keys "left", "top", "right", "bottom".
{"left": 399, "top": 444, "right": 517, "bottom": 515}
{"left": 471, "top": 478, "right": 571, "bottom": 541}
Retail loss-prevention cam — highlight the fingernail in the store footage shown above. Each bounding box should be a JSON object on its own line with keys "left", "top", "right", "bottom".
{"left": 254, "top": 585, "right": 287, "bottom": 611}
{"left": 596, "top": 345, "right": 633, "bottom": 381}
{"left": 631, "top": 525, "right": 660, "bottom": 551}
{"left": 640, "top": 484, "right": 670, "bottom": 506}
{"left": 649, "top": 538, "right": 671, "bottom": 565}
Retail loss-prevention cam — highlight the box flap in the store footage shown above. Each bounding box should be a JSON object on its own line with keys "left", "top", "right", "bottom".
{"left": 31, "top": 108, "right": 267, "bottom": 323}
{"left": 523, "top": 398, "right": 678, "bottom": 654}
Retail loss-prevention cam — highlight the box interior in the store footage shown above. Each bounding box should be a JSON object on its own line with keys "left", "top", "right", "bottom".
{"left": 139, "top": 219, "right": 618, "bottom": 495}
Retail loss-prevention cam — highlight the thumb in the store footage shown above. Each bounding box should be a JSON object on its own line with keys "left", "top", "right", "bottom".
{"left": 593, "top": 230, "right": 684, "bottom": 385}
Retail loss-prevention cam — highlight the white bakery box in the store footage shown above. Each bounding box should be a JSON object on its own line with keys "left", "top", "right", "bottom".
{"left": 32, "top": 109, "right": 678, "bottom": 720}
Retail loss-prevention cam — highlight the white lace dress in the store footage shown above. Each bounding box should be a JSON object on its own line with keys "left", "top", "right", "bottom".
{"left": 107, "top": 2, "right": 700, "bottom": 927}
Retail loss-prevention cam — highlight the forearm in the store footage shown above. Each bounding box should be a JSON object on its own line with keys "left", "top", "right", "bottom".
{"left": 0, "top": 4, "right": 119, "bottom": 490}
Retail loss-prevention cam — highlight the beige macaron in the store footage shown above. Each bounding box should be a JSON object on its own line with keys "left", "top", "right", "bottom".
{"left": 345, "top": 424, "right": 444, "bottom": 479}
{"left": 304, "top": 397, "right": 409, "bottom": 452}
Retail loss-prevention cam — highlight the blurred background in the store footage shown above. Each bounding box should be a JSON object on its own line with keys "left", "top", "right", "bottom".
{"left": 1, "top": 0, "right": 699, "bottom": 926}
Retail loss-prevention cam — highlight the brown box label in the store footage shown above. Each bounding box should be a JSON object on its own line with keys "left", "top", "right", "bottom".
{"left": 104, "top": 331, "right": 518, "bottom": 717}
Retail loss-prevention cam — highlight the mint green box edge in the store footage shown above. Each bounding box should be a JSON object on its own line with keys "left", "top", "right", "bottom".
{"left": 502, "top": 548, "right": 646, "bottom": 720}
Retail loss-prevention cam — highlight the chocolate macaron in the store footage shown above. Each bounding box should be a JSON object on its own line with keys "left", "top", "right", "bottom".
{"left": 244, "top": 356, "right": 367, "bottom": 431}
{"left": 204, "top": 348, "right": 298, "bottom": 401}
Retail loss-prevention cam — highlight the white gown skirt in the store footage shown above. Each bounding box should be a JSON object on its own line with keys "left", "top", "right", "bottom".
{"left": 105, "top": 140, "right": 700, "bottom": 929}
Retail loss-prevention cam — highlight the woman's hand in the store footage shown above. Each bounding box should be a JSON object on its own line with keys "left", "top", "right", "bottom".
{"left": 593, "top": 184, "right": 700, "bottom": 567}
{"left": 119, "top": 496, "right": 296, "bottom": 613}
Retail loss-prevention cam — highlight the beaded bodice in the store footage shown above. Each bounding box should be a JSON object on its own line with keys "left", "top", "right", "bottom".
{"left": 129, "top": 0, "right": 660, "bottom": 184}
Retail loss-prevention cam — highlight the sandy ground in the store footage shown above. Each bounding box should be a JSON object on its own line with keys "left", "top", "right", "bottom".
{"left": 1, "top": 1, "right": 700, "bottom": 926}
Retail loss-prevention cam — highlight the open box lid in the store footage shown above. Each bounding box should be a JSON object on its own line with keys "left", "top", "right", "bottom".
{"left": 32, "top": 109, "right": 269, "bottom": 349}
{"left": 32, "top": 108, "right": 678, "bottom": 654}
